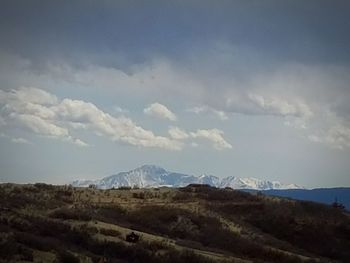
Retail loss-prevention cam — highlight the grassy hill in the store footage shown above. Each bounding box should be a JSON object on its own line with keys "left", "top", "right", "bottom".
{"left": 0, "top": 183, "right": 349, "bottom": 263}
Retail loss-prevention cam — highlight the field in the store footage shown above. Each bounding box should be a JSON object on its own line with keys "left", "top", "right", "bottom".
{"left": 0, "top": 183, "right": 349, "bottom": 263}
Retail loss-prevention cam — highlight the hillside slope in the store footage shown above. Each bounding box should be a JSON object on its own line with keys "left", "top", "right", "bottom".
{"left": 0, "top": 183, "right": 349, "bottom": 263}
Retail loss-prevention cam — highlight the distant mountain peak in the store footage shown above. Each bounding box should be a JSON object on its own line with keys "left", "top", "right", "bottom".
{"left": 136, "top": 164, "right": 168, "bottom": 173}
{"left": 138, "top": 164, "right": 165, "bottom": 169}
{"left": 71, "top": 165, "right": 303, "bottom": 190}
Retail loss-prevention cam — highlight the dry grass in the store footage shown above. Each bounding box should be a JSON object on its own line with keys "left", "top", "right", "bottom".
{"left": 0, "top": 183, "right": 349, "bottom": 263}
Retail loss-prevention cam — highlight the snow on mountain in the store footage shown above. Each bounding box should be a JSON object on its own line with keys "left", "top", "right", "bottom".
{"left": 98, "top": 165, "right": 169, "bottom": 189}
{"left": 219, "top": 176, "right": 302, "bottom": 190}
{"left": 71, "top": 165, "right": 303, "bottom": 190}
{"left": 70, "top": 179, "right": 96, "bottom": 187}
{"left": 197, "top": 174, "right": 221, "bottom": 187}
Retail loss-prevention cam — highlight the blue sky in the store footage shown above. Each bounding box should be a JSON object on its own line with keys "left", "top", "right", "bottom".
{"left": 1, "top": 0, "right": 350, "bottom": 187}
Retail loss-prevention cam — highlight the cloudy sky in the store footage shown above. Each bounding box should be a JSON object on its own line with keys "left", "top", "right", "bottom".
{"left": 1, "top": 0, "right": 350, "bottom": 187}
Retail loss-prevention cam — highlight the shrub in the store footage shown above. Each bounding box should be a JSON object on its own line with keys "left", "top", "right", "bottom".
{"left": 141, "top": 240, "right": 170, "bottom": 252}
{"left": 15, "top": 231, "right": 59, "bottom": 251}
{"left": 118, "top": 186, "right": 131, "bottom": 190}
{"left": 162, "top": 249, "right": 216, "bottom": 263}
{"left": 50, "top": 208, "right": 92, "bottom": 221}
{"left": 57, "top": 250, "right": 80, "bottom": 263}
{"left": 99, "top": 228, "right": 121, "bottom": 237}
{"left": 0, "top": 238, "right": 34, "bottom": 261}
{"left": 195, "top": 187, "right": 258, "bottom": 202}
{"left": 133, "top": 192, "right": 145, "bottom": 199}
{"left": 172, "top": 191, "right": 193, "bottom": 201}
{"left": 34, "top": 183, "right": 55, "bottom": 191}
{"left": 96, "top": 205, "right": 127, "bottom": 223}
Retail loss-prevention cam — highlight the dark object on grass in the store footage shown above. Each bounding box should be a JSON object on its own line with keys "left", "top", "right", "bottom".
{"left": 126, "top": 232, "right": 139, "bottom": 243}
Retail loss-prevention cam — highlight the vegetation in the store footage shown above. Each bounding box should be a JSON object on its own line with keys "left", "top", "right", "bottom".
{"left": 0, "top": 183, "right": 349, "bottom": 262}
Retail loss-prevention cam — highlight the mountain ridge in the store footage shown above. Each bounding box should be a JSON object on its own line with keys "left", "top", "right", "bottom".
{"left": 71, "top": 164, "right": 303, "bottom": 190}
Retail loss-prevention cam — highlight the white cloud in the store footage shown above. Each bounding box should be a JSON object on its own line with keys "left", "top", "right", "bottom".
{"left": 143, "top": 102, "right": 177, "bottom": 121}
{"left": 0, "top": 87, "right": 57, "bottom": 106}
{"left": 14, "top": 87, "right": 58, "bottom": 105}
{"left": 213, "top": 110, "right": 229, "bottom": 121}
{"left": 284, "top": 117, "right": 308, "bottom": 130}
{"left": 12, "top": 114, "right": 69, "bottom": 137}
{"left": 11, "top": 137, "right": 30, "bottom": 144}
{"left": 1, "top": 87, "right": 233, "bottom": 151}
{"left": 168, "top": 126, "right": 189, "bottom": 140}
{"left": 187, "top": 106, "right": 228, "bottom": 121}
{"left": 9, "top": 53, "right": 348, "bottom": 151}
{"left": 190, "top": 142, "right": 199, "bottom": 148}
{"left": 56, "top": 99, "right": 182, "bottom": 150}
{"left": 167, "top": 126, "right": 232, "bottom": 150}
{"left": 1, "top": 133, "right": 32, "bottom": 145}
{"left": 190, "top": 129, "right": 232, "bottom": 150}
{"left": 247, "top": 93, "right": 313, "bottom": 119}
{"left": 113, "top": 106, "right": 129, "bottom": 114}
{"left": 308, "top": 125, "right": 350, "bottom": 150}
{"left": 10, "top": 112, "right": 88, "bottom": 147}
{"left": 72, "top": 138, "right": 89, "bottom": 147}
{"left": 0, "top": 87, "right": 182, "bottom": 150}
{"left": 66, "top": 57, "right": 318, "bottom": 125}
{"left": 187, "top": 106, "right": 205, "bottom": 114}
{"left": 2, "top": 49, "right": 349, "bottom": 145}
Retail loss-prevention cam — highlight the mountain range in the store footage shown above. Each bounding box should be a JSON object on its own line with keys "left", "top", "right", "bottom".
{"left": 71, "top": 165, "right": 303, "bottom": 190}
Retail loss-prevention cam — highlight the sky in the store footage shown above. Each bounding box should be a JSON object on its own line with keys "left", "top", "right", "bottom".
{"left": 0, "top": 0, "right": 350, "bottom": 188}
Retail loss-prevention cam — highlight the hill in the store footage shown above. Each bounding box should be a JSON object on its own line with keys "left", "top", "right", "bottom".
{"left": 1, "top": 183, "right": 349, "bottom": 263}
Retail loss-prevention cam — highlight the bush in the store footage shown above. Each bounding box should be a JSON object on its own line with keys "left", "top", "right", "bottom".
{"left": 0, "top": 238, "right": 34, "bottom": 261}
{"left": 50, "top": 208, "right": 92, "bottom": 221}
{"left": 34, "top": 183, "right": 55, "bottom": 191}
{"left": 133, "top": 192, "right": 145, "bottom": 199}
{"left": 172, "top": 191, "right": 193, "bottom": 201}
{"left": 57, "top": 250, "right": 80, "bottom": 263}
{"left": 195, "top": 187, "right": 258, "bottom": 202}
{"left": 118, "top": 186, "right": 131, "bottom": 190}
{"left": 242, "top": 201, "right": 350, "bottom": 261}
{"left": 141, "top": 240, "right": 170, "bottom": 252}
{"left": 162, "top": 249, "right": 217, "bottom": 263}
{"left": 100, "top": 228, "right": 121, "bottom": 237}
{"left": 96, "top": 205, "right": 127, "bottom": 223}
{"left": 15, "top": 231, "right": 60, "bottom": 251}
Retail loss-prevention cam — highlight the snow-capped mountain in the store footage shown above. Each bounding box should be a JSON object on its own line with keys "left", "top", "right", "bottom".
{"left": 71, "top": 165, "right": 303, "bottom": 190}
{"left": 219, "top": 176, "right": 301, "bottom": 190}
{"left": 197, "top": 175, "right": 221, "bottom": 186}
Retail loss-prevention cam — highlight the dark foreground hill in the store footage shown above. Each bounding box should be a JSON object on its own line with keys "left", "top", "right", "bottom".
{"left": 0, "top": 183, "right": 349, "bottom": 263}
